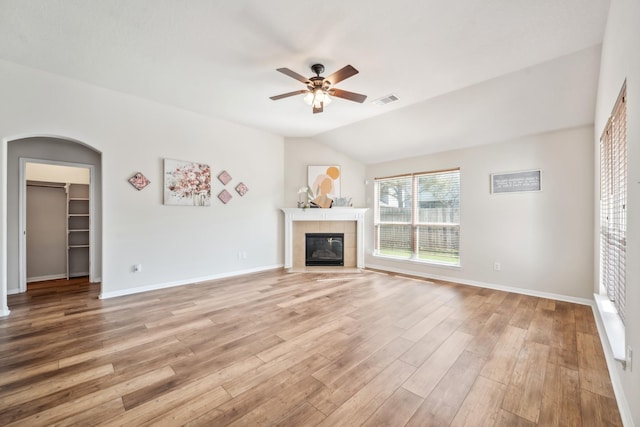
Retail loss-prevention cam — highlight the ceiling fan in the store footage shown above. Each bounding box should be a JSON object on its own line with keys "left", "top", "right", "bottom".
{"left": 270, "top": 64, "right": 367, "bottom": 114}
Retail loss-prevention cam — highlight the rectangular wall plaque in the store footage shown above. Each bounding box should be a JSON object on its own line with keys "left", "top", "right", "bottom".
{"left": 491, "top": 170, "right": 541, "bottom": 194}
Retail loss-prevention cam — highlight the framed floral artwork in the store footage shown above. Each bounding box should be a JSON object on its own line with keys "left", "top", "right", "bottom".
{"left": 163, "top": 159, "right": 212, "bottom": 206}
{"left": 128, "top": 172, "right": 150, "bottom": 191}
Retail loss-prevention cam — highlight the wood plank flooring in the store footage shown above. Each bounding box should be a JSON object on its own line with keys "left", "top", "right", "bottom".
{"left": 0, "top": 270, "right": 622, "bottom": 426}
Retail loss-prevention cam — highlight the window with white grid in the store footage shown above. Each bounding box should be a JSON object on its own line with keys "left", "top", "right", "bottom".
{"left": 600, "top": 82, "right": 626, "bottom": 324}
{"left": 374, "top": 169, "right": 460, "bottom": 265}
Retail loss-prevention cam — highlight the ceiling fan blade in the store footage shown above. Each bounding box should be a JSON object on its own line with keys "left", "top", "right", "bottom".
{"left": 270, "top": 90, "right": 308, "bottom": 101}
{"left": 329, "top": 88, "right": 367, "bottom": 103}
{"left": 313, "top": 103, "right": 323, "bottom": 114}
{"left": 325, "top": 65, "right": 358, "bottom": 85}
{"left": 276, "top": 68, "right": 311, "bottom": 84}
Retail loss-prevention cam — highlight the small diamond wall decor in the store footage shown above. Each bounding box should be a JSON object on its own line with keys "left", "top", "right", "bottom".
{"left": 218, "top": 189, "right": 232, "bottom": 204}
{"left": 128, "top": 172, "right": 150, "bottom": 191}
{"left": 218, "top": 170, "right": 232, "bottom": 185}
{"left": 235, "top": 182, "right": 248, "bottom": 196}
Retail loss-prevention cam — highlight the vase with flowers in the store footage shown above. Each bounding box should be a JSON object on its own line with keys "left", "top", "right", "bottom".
{"left": 297, "top": 186, "right": 311, "bottom": 210}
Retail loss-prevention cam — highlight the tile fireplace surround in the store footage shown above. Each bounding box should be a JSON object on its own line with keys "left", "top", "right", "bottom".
{"left": 281, "top": 208, "right": 368, "bottom": 269}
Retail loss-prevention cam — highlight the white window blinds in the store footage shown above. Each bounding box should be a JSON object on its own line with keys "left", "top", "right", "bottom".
{"left": 374, "top": 175, "right": 413, "bottom": 258}
{"left": 600, "top": 83, "right": 627, "bottom": 324}
{"left": 375, "top": 169, "right": 460, "bottom": 265}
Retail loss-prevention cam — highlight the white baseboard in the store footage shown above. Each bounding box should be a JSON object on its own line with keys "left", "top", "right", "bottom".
{"left": 99, "top": 264, "right": 283, "bottom": 300}
{"left": 0, "top": 306, "right": 9, "bottom": 317}
{"left": 364, "top": 263, "right": 593, "bottom": 306}
{"left": 7, "top": 288, "right": 20, "bottom": 295}
{"left": 27, "top": 274, "right": 66, "bottom": 283}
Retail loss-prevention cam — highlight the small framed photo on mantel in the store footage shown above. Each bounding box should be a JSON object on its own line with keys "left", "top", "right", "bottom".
{"left": 490, "top": 169, "right": 541, "bottom": 194}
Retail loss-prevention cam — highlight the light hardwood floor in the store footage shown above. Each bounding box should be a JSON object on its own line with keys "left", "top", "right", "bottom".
{"left": 1, "top": 269, "right": 621, "bottom": 426}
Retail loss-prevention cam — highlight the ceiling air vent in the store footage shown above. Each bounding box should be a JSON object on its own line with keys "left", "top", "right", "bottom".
{"left": 372, "top": 94, "right": 399, "bottom": 106}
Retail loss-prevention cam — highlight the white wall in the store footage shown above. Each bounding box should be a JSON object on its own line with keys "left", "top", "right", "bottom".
{"left": 366, "top": 126, "right": 594, "bottom": 301}
{"left": 0, "top": 59, "right": 284, "bottom": 308}
{"left": 283, "top": 138, "right": 366, "bottom": 208}
{"left": 595, "top": 0, "right": 640, "bottom": 424}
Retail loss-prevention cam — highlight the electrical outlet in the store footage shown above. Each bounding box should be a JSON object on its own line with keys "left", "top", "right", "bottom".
{"left": 627, "top": 346, "right": 633, "bottom": 371}
{"left": 493, "top": 262, "right": 501, "bottom": 271}
{"left": 133, "top": 264, "right": 142, "bottom": 273}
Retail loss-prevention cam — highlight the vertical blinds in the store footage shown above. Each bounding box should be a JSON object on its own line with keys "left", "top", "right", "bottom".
{"left": 600, "top": 83, "right": 627, "bottom": 324}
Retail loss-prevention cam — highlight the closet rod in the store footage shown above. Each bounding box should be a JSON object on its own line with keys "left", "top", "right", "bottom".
{"left": 26, "top": 182, "right": 67, "bottom": 189}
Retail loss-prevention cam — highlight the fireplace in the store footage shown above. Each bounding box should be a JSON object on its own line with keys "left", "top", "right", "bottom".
{"left": 281, "top": 208, "right": 367, "bottom": 269}
{"left": 305, "top": 233, "right": 344, "bottom": 266}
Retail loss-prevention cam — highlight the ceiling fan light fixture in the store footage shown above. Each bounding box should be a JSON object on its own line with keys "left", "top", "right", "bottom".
{"left": 321, "top": 91, "right": 332, "bottom": 106}
{"left": 272, "top": 64, "right": 365, "bottom": 114}
{"left": 303, "top": 89, "right": 331, "bottom": 108}
{"left": 303, "top": 91, "right": 314, "bottom": 105}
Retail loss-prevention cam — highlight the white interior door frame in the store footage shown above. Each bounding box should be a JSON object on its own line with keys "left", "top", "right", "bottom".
{"left": 19, "top": 158, "right": 96, "bottom": 292}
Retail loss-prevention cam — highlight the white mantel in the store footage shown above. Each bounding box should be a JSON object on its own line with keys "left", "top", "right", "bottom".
{"left": 281, "top": 208, "right": 368, "bottom": 269}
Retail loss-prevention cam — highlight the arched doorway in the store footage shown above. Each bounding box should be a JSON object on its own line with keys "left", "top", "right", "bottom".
{"left": 3, "top": 136, "right": 102, "bottom": 313}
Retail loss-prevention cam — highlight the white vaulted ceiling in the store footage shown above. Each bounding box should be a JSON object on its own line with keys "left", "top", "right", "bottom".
{"left": 0, "top": 0, "right": 610, "bottom": 163}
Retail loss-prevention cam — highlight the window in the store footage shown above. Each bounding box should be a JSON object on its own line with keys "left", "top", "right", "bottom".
{"left": 600, "top": 82, "right": 626, "bottom": 324}
{"left": 374, "top": 169, "right": 460, "bottom": 265}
